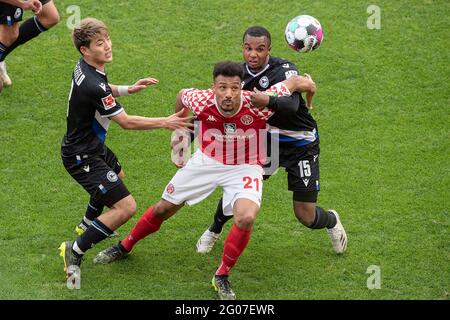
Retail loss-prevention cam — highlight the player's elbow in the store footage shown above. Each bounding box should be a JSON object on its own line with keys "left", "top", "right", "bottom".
{"left": 296, "top": 76, "right": 317, "bottom": 93}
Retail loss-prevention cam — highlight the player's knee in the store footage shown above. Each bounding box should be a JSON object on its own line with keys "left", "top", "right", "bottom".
{"left": 234, "top": 212, "right": 256, "bottom": 229}
{"left": 154, "top": 200, "right": 169, "bottom": 214}
{"left": 38, "top": 7, "right": 60, "bottom": 28}
{"left": 117, "top": 196, "right": 137, "bottom": 220}
{"left": 118, "top": 170, "right": 125, "bottom": 180}
{"left": 48, "top": 15, "right": 60, "bottom": 28}
{"left": 38, "top": 15, "right": 60, "bottom": 29}
{"left": 154, "top": 199, "right": 179, "bottom": 219}
{"left": 11, "top": 27, "right": 19, "bottom": 42}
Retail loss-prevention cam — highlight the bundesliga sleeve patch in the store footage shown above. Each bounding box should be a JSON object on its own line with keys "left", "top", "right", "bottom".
{"left": 285, "top": 70, "right": 298, "bottom": 79}
{"left": 101, "top": 94, "right": 117, "bottom": 110}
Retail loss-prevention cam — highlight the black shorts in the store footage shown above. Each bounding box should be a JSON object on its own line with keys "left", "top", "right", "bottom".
{"left": 0, "top": 1, "right": 51, "bottom": 25}
{"left": 0, "top": 4, "right": 23, "bottom": 25}
{"left": 264, "top": 140, "right": 320, "bottom": 201}
{"left": 62, "top": 146, "right": 130, "bottom": 208}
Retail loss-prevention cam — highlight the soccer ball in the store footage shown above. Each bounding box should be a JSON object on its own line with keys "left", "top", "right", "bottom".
{"left": 285, "top": 15, "right": 323, "bottom": 53}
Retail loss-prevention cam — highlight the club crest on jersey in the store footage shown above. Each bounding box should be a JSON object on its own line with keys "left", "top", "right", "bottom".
{"left": 101, "top": 94, "right": 116, "bottom": 110}
{"left": 106, "top": 171, "right": 118, "bottom": 182}
{"left": 240, "top": 115, "right": 254, "bottom": 125}
{"left": 259, "top": 76, "right": 269, "bottom": 89}
{"left": 14, "top": 8, "right": 22, "bottom": 19}
{"left": 224, "top": 123, "right": 237, "bottom": 133}
{"left": 166, "top": 183, "right": 175, "bottom": 194}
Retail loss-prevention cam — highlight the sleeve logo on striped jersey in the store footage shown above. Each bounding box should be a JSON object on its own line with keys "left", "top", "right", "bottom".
{"left": 101, "top": 94, "right": 116, "bottom": 110}
{"left": 285, "top": 70, "right": 298, "bottom": 79}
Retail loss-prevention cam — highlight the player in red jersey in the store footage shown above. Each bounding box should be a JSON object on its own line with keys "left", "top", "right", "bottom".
{"left": 94, "top": 61, "right": 316, "bottom": 300}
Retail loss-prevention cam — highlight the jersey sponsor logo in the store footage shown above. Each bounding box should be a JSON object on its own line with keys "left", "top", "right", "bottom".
{"left": 166, "top": 183, "right": 175, "bottom": 194}
{"left": 207, "top": 115, "right": 217, "bottom": 122}
{"left": 240, "top": 115, "right": 254, "bottom": 125}
{"left": 285, "top": 70, "right": 298, "bottom": 79}
{"left": 259, "top": 76, "right": 269, "bottom": 89}
{"left": 224, "top": 123, "right": 237, "bottom": 133}
{"left": 101, "top": 94, "right": 117, "bottom": 110}
{"left": 99, "top": 83, "right": 107, "bottom": 92}
{"left": 106, "top": 171, "right": 118, "bottom": 183}
{"left": 282, "top": 63, "right": 290, "bottom": 68}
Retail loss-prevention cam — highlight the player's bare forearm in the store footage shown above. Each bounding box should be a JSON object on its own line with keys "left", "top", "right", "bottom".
{"left": 249, "top": 89, "right": 270, "bottom": 109}
{"left": 306, "top": 91, "right": 314, "bottom": 109}
{"left": 120, "top": 115, "right": 167, "bottom": 130}
{"left": 112, "top": 111, "right": 165, "bottom": 130}
{"left": 110, "top": 78, "right": 158, "bottom": 97}
{"left": 283, "top": 74, "right": 316, "bottom": 94}
{"left": 112, "top": 110, "right": 193, "bottom": 131}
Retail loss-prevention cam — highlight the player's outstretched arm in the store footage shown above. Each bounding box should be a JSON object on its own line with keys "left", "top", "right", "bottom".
{"left": 282, "top": 74, "right": 316, "bottom": 95}
{"left": 250, "top": 74, "right": 316, "bottom": 110}
{"left": 111, "top": 109, "right": 194, "bottom": 131}
{"left": 283, "top": 74, "right": 316, "bottom": 109}
{"left": 110, "top": 77, "right": 159, "bottom": 97}
{"left": 2, "top": 0, "right": 42, "bottom": 14}
{"left": 303, "top": 73, "right": 315, "bottom": 109}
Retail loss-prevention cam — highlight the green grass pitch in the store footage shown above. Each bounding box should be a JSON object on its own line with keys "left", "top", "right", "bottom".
{"left": 0, "top": 0, "right": 448, "bottom": 300}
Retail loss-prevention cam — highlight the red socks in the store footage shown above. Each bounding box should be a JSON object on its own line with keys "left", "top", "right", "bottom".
{"left": 216, "top": 224, "right": 252, "bottom": 276}
{"left": 121, "top": 206, "right": 252, "bottom": 277}
{"left": 120, "top": 206, "right": 164, "bottom": 252}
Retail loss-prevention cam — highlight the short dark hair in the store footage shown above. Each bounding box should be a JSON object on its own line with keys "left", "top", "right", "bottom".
{"left": 213, "top": 61, "right": 244, "bottom": 80}
{"left": 242, "top": 26, "right": 271, "bottom": 46}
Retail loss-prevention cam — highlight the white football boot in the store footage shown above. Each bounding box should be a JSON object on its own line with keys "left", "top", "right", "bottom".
{"left": 327, "top": 210, "right": 348, "bottom": 254}
{"left": 0, "top": 61, "right": 12, "bottom": 86}
{"left": 196, "top": 229, "right": 222, "bottom": 253}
